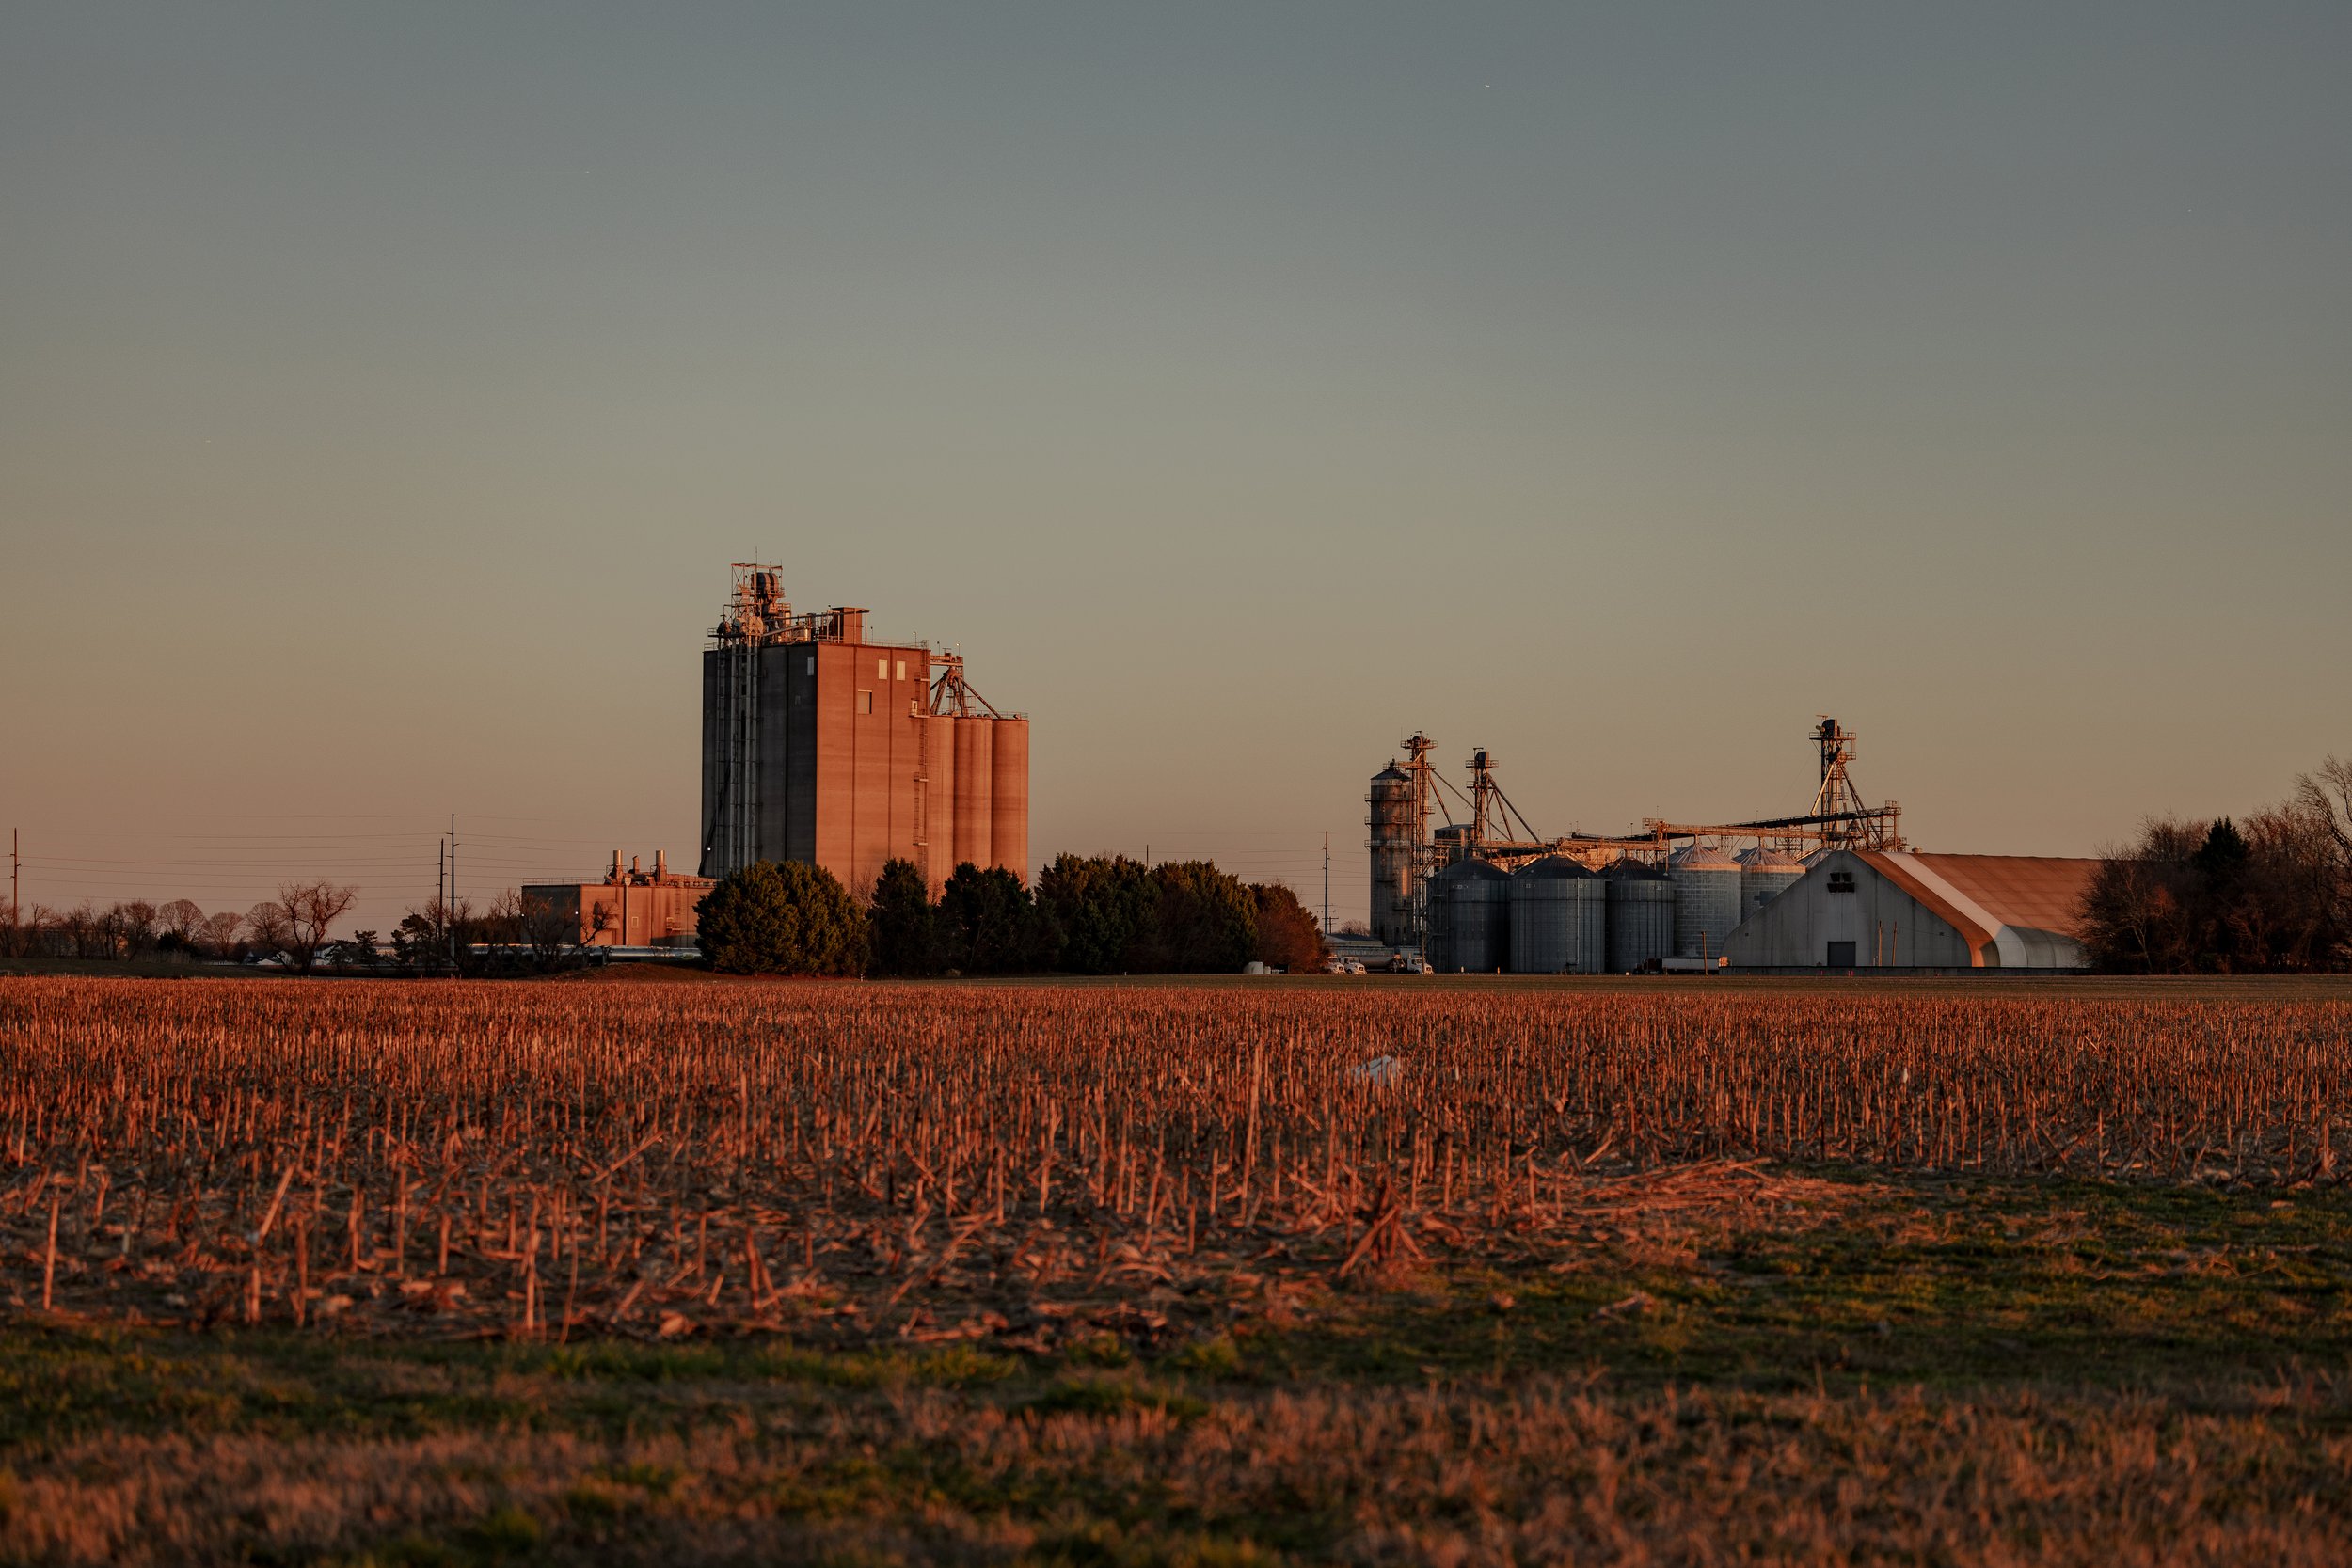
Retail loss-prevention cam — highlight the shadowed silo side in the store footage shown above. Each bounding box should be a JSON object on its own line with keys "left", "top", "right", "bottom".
{"left": 1508, "top": 857, "right": 1605, "bottom": 974}
{"left": 1427, "top": 858, "right": 1511, "bottom": 973}
{"left": 1423, "top": 861, "right": 1458, "bottom": 972}
{"left": 1669, "top": 845, "right": 1743, "bottom": 958}
{"left": 989, "top": 716, "right": 1029, "bottom": 885}
{"left": 1737, "top": 847, "right": 1805, "bottom": 921}
{"left": 1603, "top": 861, "right": 1676, "bottom": 971}
{"left": 951, "top": 716, "right": 993, "bottom": 873}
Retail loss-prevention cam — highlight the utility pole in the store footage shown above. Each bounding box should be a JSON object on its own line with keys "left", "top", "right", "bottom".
{"left": 1323, "top": 831, "right": 1331, "bottom": 935}
{"left": 448, "top": 813, "right": 459, "bottom": 967}
{"left": 9, "top": 829, "right": 18, "bottom": 937}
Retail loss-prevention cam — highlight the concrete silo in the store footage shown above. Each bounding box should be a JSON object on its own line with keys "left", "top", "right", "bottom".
{"left": 1508, "top": 857, "right": 1605, "bottom": 974}
{"left": 1603, "top": 860, "right": 1676, "bottom": 972}
{"left": 1427, "top": 858, "right": 1511, "bottom": 973}
{"left": 989, "top": 716, "right": 1029, "bottom": 884}
{"left": 1668, "top": 844, "right": 1743, "bottom": 959}
{"left": 922, "top": 714, "right": 958, "bottom": 895}
{"left": 951, "top": 716, "right": 993, "bottom": 873}
{"left": 1737, "top": 847, "right": 1804, "bottom": 921}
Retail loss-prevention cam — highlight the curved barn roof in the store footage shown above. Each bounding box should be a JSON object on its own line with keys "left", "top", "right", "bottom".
{"left": 1858, "top": 851, "right": 2098, "bottom": 967}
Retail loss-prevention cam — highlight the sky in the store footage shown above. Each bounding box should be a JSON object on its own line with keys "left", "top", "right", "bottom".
{"left": 3, "top": 2, "right": 2348, "bottom": 934}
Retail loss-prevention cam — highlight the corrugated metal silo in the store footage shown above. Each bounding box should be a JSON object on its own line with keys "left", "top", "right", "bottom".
{"left": 1602, "top": 861, "right": 1675, "bottom": 971}
{"left": 988, "top": 717, "right": 1029, "bottom": 885}
{"left": 1426, "top": 858, "right": 1511, "bottom": 973}
{"left": 1668, "top": 845, "right": 1743, "bottom": 958}
{"left": 1737, "top": 847, "right": 1804, "bottom": 921}
{"left": 1507, "top": 857, "right": 1605, "bottom": 974}
{"left": 1366, "top": 766, "right": 1414, "bottom": 944}
{"left": 951, "top": 716, "right": 993, "bottom": 873}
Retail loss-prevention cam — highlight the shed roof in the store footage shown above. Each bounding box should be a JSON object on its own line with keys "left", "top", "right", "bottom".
{"left": 1857, "top": 851, "right": 2099, "bottom": 958}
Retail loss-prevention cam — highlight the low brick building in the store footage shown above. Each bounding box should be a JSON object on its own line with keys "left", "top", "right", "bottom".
{"left": 523, "top": 851, "right": 714, "bottom": 949}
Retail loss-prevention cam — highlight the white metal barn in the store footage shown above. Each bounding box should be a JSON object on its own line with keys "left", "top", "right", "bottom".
{"left": 1721, "top": 850, "right": 2100, "bottom": 970}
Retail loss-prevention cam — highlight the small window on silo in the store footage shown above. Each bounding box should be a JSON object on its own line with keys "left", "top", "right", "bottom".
{"left": 805, "top": 656, "right": 815, "bottom": 675}
{"left": 895, "top": 659, "right": 906, "bottom": 681}
{"left": 877, "top": 657, "right": 888, "bottom": 680}
{"left": 858, "top": 690, "right": 873, "bottom": 714}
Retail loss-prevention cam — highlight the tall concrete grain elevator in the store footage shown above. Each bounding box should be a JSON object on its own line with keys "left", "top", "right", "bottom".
{"left": 700, "top": 564, "right": 1029, "bottom": 899}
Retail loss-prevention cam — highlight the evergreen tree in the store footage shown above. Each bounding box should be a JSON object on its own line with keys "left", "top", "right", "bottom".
{"left": 2191, "top": 817, "right": 2250, "bottom": 879}
{"left": 867, "top": 858, "right": 939, "bottom": 975}
{"left": 1037, "top": 853, "right": 1158, "bottom": 974}
{"left": 937, "top": 863, "right": 1057, "bottom": 974}
{"left": 1144, "top": 860, "right": 1257, "bottom": 973}
{"left": 696, "top": 861, "right": 867, "bottom": 975}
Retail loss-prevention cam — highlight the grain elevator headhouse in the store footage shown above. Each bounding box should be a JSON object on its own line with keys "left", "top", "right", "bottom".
{"left": 700, "top": 563, "right": 1029, "bottom": 899}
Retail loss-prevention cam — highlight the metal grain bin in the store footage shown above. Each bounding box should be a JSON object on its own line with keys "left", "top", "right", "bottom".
{"left": 1507, "top": 857, "right": 1605, "bottom": 974}
{"left": 1737, "top": 847, "right": 1804, "bottom": 921}
{"left": 1602, "top": 860, "right": 1675, "bottom": 972}
{"left": 1668, "top": 844, "right": 1743, "bottom": 959}
{"left": 1426, "top": 857, "right": 1511, "bottom": 973}
{"left": 1366, "top": 765, "right": 1415, "bottom": 944}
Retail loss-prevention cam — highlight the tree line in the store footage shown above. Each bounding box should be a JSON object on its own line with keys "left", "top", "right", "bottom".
{"left": 697, "top": 854, "right": 1328, "bottom": 977}
{"left": 0, "top": 883, "right": 358, "bottom": 971}
{"left": 0, "top": 882, "right": 590, "bottom": 975}
{"left": 4, "top": 851, "right": 1332, "bottom": 981}
{"left": 2079, "top": 757, "right": 2352, "bottom": 974}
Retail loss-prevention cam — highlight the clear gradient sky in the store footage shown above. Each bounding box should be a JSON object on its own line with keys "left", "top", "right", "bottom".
{"left": 4, "top": 3, "right": 2347, "bottom": 934}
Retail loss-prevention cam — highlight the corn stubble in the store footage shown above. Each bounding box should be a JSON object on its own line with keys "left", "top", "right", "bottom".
{"left": 2, "top": 977, "right": 2344, "bottom": 1338}
{"left": 6, "top": 977, "right": 2352, "bottom": 1566}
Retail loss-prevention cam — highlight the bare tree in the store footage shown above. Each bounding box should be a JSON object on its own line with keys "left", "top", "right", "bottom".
{"left": 110, "top": 901, "right": 159, "bottom": 957}
{"left": 157, "top": 899, "right": 208, "bottom": 946}
{"left": 508, "top": 888, "right": 586, "bottom": 968}
{"left": 271, "top": 881, "right": 358, "bottom": 972}
{"left": 199, "top": 910, "right": 244, "bottom": 958}
{"left": 25, "top": 905, "right": 64, "bottom": 959}
{"left": 2298, "top": 757, "right": 2352, "bottom": 860}
{"left": 2295, "top": 755, "right": 2352, "bottom": 961}
{"left": 60, "top": 902, "right": 106, "bottom": 959}
{"left": 245, "top": 902, "right": 294, "bottom": 958}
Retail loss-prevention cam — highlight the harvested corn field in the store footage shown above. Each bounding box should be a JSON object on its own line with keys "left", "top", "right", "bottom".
{"left": 4, "top": 975, "right": 2352, "bottom": 1565}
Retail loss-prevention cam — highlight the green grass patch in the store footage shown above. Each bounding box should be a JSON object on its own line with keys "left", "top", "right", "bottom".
{"left": 1241, "top": 1172, "right": 2352, "bottom": 1394}
{"left": 1021, "top": 1375, "right": 1210, "bottom": 1422}
{"left": 5, "top": 1173, "right": 2347, "bottom": 1476}
{"left": 756, "top": 1340, "right": 1020, "bottom": 1388}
